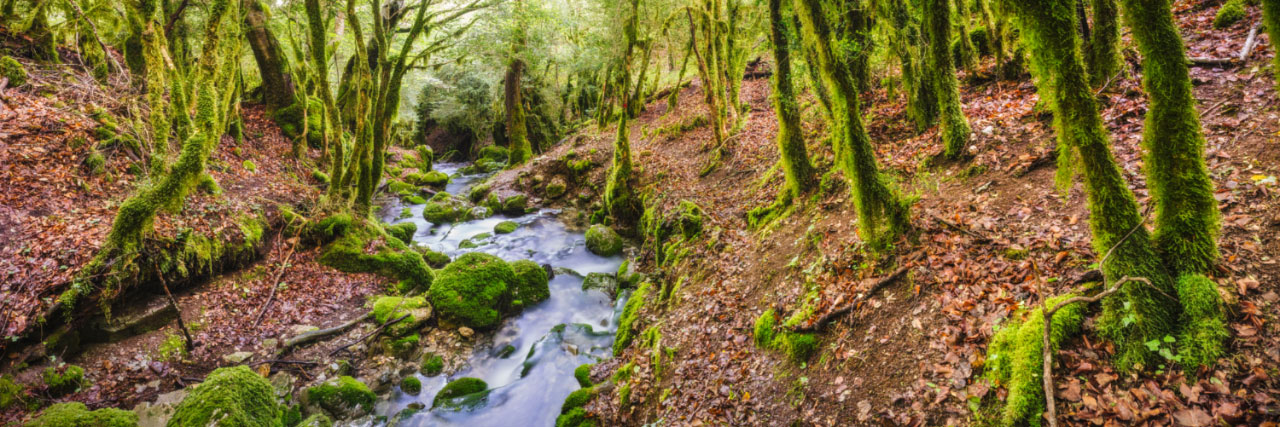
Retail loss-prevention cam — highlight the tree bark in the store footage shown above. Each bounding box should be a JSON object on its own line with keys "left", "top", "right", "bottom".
{"left": 244, "top": 0, "right": 297, "bottom": 111}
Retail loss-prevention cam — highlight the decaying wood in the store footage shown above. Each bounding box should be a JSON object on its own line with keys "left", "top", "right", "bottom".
{"left": 1188, "top": 56, "right": 1236, "bottom": 67}
{"left": 791, "top": 267, "right": 910, "bottom": 333}
{"left": 278, "top": 311, "right": 372, "bottom": 354}
{"left": 252, "top": 234, "right": 299, "bottom": 328}
{"left": 328, "top": 313, "right": 410, "bottom": 356}
{"left": 1239, "top": 20, "right": 1263, "bottom": 62}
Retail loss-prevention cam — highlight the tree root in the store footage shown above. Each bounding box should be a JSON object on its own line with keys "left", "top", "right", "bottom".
{"left": 790, "top": 267, "right": 910, "bottom": 333}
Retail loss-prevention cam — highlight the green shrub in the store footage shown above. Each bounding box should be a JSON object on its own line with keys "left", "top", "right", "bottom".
{"left": 170, "top": 366, "right": 281, "bottom": 426}
{"left": 494, "top": 220, "right": 519, "bottom": 234}
{"left": 0, "top": 56, "right": 26, "bottom": 87}
{"left": 432, "top": 377, "right": 488, "bottom": 408}
{"left": 428, "top": 252, "right": 515, "bottom": 329}
{"left": 585, "top": 224, "right": 623, "bottom": 256}
{"left": 508, "top": 259, "right": 551, "bottom": 310}
{"left": 1214, "top": 0, "right": 1246, "bottom": 29}
{"left": 26, "top": 402, "right": 137, "bottom": 427}
{"left": 306, "top": 376, "right": 376, "bottom": 418}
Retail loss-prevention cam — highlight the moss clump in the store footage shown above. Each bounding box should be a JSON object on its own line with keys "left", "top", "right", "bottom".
{"left": 984, "top": 293, "right": 1086, "bottom": 427}
{"left": 85, "top": 151, "right": 106, "bottom": 175}
{"left": 1176, "top": 274, "right": 1229, "bottom": 370}
{"left": 274, "top": 96, "right": 324, "bottom": 148}
{"left": 494, "top": 220, "right": 519, "bottom": 234}
{"left": 585, "top": 224, "right": 623, "bottom": 256}
{"left": 555, "top": 407, "right": 596, "bottom": 427}
{"left": 432, "top": 377, "right": 488, "bottom": 408}
{"left": 1003, "top": 247, "right": 1030, "bottom": 260}
{"left": 1214, "top": 0, "right": 1246, "bottom": 29}
{"left": 312, "top": 169, "right": 330, "bottom": 185}
{"left": 298, "top": 413, "right": 333, "bottom": 427}
{"left": 388, "top": 180, "right": 415, "bottom": 194}
{"left": 776, "top": 332, "right": 818, "bottom": 362}
{"left": 415, "top": 145, "right": 434, "bottom": 171}
{"left": 676, "top": 201, "right": 704, "bottom": 239}
{"left": 421, "top": 353, "right": 445, "bottom": 376}
{"left": 404, "top": 195, "right": 427, "bottom": 205}
{"left": 170, "top": 365, "right": 282, "bottom": 427}
{"left": 25, "top": 402, "right": 137, "bottom": 427}
{"left": 387, "top": 334, "right": 420, "bottom": 359}
{"left": 467, "top": 183, "right": 492, "bottom": 203}
{"left": 501, "top": 194, "right": 528, "bottom": 215}
{"left": 560, "top": 387, "right": 596, "bottom": 413}
{"left": 478, "top": 146, "right": 509, "bottom": 163}
{"left": 243, "top": 159, "right": 257, "bottom": 173}
{"left": 545, "top": 179, "right": 567, "bottom": 199}
{"left": 406, "top": 171, "right": 449, "bottom": 188}
{"left": 42, "top": 364, "right": 86, "bottom": 395}
{"left": 508, "top": 260, "right": 550, "bottom": 310}
{"left": 574, "top": 364, "right": 593, "bottom": 388}
{"left": 400, "top": 376, "right": 422, "bottom": 395}
{"left": 418, "top": 248, "right": 451, "bottom": 268}
{"left": 372, "top": 296, "right": 432, "bottom": 337}
{"left": 317, "top": 222, "right": 433, "bottom": 292}
{"left": 428, "top": 252, "right": 515, "bottom": 329}
{"left": 614, "top": 282, "right": 651, "bottom": 355}
{"left": 753, "top": 309, "right": 778, "bottom": 348}
{"left": 384, "top": 222, "right": 417, "bottom": 244}
{"left": 306, "top": 376, "right": 376, "bottom": 418}
{"left": 0, "top": 56, "right": 26, "bottom": 87}
{"left": 0, "top": 376, "right": 23, "bottom": 410}
{"left": 422, "top": 192, "right": 476, "bottom": 224}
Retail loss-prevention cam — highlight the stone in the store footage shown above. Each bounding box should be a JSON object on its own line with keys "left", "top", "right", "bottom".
{"left": 458, "top": 327, "right": 475, "bottom": 338}
{"left": 222, "top": 351, "right": 254, "bottom": 364}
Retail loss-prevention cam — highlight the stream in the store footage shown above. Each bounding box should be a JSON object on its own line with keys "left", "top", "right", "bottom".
{"left": 372, "top": 162, "right": 626, "bottom": 426}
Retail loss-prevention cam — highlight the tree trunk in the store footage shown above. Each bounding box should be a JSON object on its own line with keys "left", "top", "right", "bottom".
{"left": 605, "top": 0, "right": 640, "bottom": 221}
{"left": 953, "top": 0, "right": 977, "bottom": 72}
{"left": 925, "top": 0, "right": 971, "bottom": 159}
{"left": 1086, "top": 0, "right": 1121, "bottom": 86}
{"left": 1261, "top": 0, "right": 1280, "bottom": 91}
{"left": 768, "top": 0, "right": 817, "bottom": 197}
{"left": 244, "top": 0, "right": 297, "bottom": 112}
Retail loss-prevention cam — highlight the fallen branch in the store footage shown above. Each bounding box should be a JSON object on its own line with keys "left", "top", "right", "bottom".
{"left": 1240, "top": 20, "right": 1264, "bottom": 62}
{"left": 932, "top": 215, "right": 993, "bottom": 244}
{"left": 278, "top": 311, "right": 371, "bottom": 354}
{"left": 328, "top": 313, "right": 410, "bottom": 356}
{"left": 252, "top": 234, "right": 299, "bottom": 329}
{"left": 1188, "top": 56, "right": 1236, "bottom": 67}
{"left": 791, "top": 267, "right": 910, "bottom": 333}
{"left": 152, "top": 264, "right": 196, "bottom": 352}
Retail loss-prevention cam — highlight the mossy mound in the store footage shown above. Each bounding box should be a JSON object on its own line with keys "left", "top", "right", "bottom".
{"left": 508, "top": 260, "right": 551, "bottom": 310}
{"left": 613, "top": 282, "right": 651, "bottom": 355}
{"left": 297, "top": 413, "right": 333, "bottom": 427}
{"left": 422, "top": 192, "right": 477, "bottom": 224}
{"left": 494, "top": 220, "right": 519, "bottom": 234}
{"left": 432, "top": 377, "right": 489, "bottom": 409}
{"left": 384, "top": 222, "right": 417, "bottom": 244}
{"left": 1, "top": 56, "right": 26, "bottom": 87}
{"left": 274, "top": 96, "right": 324, "bottom": 148}
{"left": 388, "top": 180, "right": 416, "bottom": 195}
{"left": 0, "top": 376, "right": 23, "bottom": 410}
{"left": 573, "top": 364, "right": 593, "bottom": 388}
{"left": 406, "top": 171, "right": 450, "bottom": 188}
{"left": 545, "top": 178, "right": 567, "bottom": 199}
{"left": 417, "top": 248, "right": 451, "bottom": 268}
{"left": 428, "top": 252, "right": 515, "bottom": 329}
{"left": 306, "top": 376, "right": 376, "bottom": 419}
{"left": 317, "top": 222, "right": 433, "bottom": 292}
{"left": 478, "top": 146, "right": 509, "bottom": 163}
{"left": 386, "top": 334, "right": 420, "bottom": 359}
{"left": 1214, "top": 0, "right": 1245, "bottom": 29}
{"left": 500, "top": 194, "right": 527, "bottom": 215}
{"left": 400, "top": 376, "right": 422, "bottom": 395}
{"left": 752, "top": 309, "right": 778, "bottom": 348}
{"left": 420, "top": 353, "right": 445, "bottom": 376}
{"left": 170, "top": 365, "right": 282, "bottom": 427}
{"left": 984, "top": 293, "right": 1086, "bottom": 427}
{"left": 751, "top": 309, "right": 818, "bottom": 362}
{"left": 676, "top": 201, "right": 704, "bottom": 239}
{"left": 42, "top": 364, "right": 86, "bottom": 396}
{"left": 372, "top": 296, "right": 432, "bottom": 337}
{"left": 25, "top": 402, "right": 137, "bottom": 427}
{"left": 414, "top": 146, "right": 434, "bottom": 171}
{"left": 585, "top": 225, "right": 623, "bottom": 257}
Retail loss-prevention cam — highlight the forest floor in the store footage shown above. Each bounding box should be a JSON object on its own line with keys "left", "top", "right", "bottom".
{"left": 488, "top": 2, "right": 1280, "bottom": 425}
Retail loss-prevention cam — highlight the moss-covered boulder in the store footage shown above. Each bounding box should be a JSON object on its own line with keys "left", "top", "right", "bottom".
{"left": 42, "top": 364, "right": 86, "bottom": 396}
{"left": 573, "top": 364, "right": 593, "bottom": 388}
{"left": 400, "top": 376, "right": 422, "bottom": 395}
{"left": 25, "top": 402, "right": 137, "bottom": 427}
{"left": 500, "top": 194, "right": 528, "bottom": 215}
{"left": 372, "top": 296, "right": 432, "bottom": 337}
{"left": 613, "top": 282, "right": 650, "bottom": 355}
{"left": 170, "top": 365, "right": 282, "bottom": 427}
{"left": 508, "top": 260, "right": 550, "bottom": 310}
{"left": 306, "top": 376, "right": 376, "bottom": 419}
{"left": 415, "top": 146, "right": 434, "bottom": 171}
{"left": 385, "top": 334, "right": 420, "bottom": 359}
{"left": 388, "top": 180, "right": 416, "bottom": 195}
{"left": 585, "top": 225, "right": 623, "bottom": 256}
{"left": 384, "top": 222, "right": 417, "bottom": 244}
{"left": 416, "top": 248, "right": 451, "bottom": 268}
{"left": 406, "top": 171, "right": 449, "bottom": 188}
{"left": 494, "top": 220, "right": 518, "bottom": 234}
{"left": 582, "top": 273, "right": 618, "bottom": 296}
{"left": 428, "top": 253, "right": 515, "bottom": 329}
{"left": 297, "top": 413, "right": 333, "bottom": 427}
{"left": 545, "top": 178, "right": 567, "bottom": 199}
{"left": 1, "top": 56, "right": 26, "bottom": 87}
{"left": 317, "top": 222, "right": 433, "bottom": 292}
{"left": 676, "top": 200, "right": 704, "bottom": 239}
{"left": 478, "top": 146, "right": 509, "bottom": 163}
{"left": 422, "top": 192, "right": 476, "bottom": 224}
{"left": 420, "top": 353, "right": 445, "bottom": 376}
{"left": 431, "top": 377, "right": 488, "bottom": 409}
{"left": 1214, "top": 0, "right": 1245, "bottom": 29}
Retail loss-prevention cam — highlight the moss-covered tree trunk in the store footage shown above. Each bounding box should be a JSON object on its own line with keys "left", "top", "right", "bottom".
{"left": 1086, "top": 0, "right": 1122, "bottom": 86}
{"left": 604, "top": 0, "right": 641, "bottom": 221}
{"left": 1006, "top": 0, "right": 1176, "bottom": 370}
{"left": 768, "top": 0, "right": 816, "bottom": 197}
{"left": 844, "top": 0, "right": 874, "bottom": 94}
{"left": 1264, "top": 0, "right": 1280, "bottom": 91}
{"left": 952, "top": 0, "right": 977, "bottom": 73}
{"left": 1117, "top": 0, "right": 1219, "bottom": 276}
{"left": 793, "top": 0, "right": 910, "bottom": 244}
{"left": 505, "top": 0, "right": 532, "bottom": 166}
{"left": 925, "top": 0, "right": 971, "bottom": 159}
{"left": 304, "top": 0, "right": 343, "bottom": 191}
{"left": 885, "top": 0, "right": 934, "bottom": 130}
{"left": 244, "top": 0, "right": 297, "bottom": 112}
{"left": 688, "top": 6, "right": 727, "bottom": 152}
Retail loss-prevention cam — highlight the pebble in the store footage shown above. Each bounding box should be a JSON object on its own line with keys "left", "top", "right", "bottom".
{"left": 458, "top": 327, "right": 475, "bottom": 338}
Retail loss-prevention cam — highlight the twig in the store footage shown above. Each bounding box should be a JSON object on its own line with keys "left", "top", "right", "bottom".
{"left": 932, "top": 215, "right": 993, "bottom": 244}
{"left": 1094, "top": 69, "right": 1124, "bottom": 95}
{"left": 791, "top": 267, "right": 910, "bottom": 332}
{"left": 65, "top": 0, "right": 125, "bottom": 77}
{"left": 277, "top": 311, "right": 371, "bottom": 354}
{"left": 1188, "top": 56, "right": 1236, "bottom": 67}
{"left": 251, "top": 232, "right": 299, "bottom": 328}
{"left": 328, "top": 314, "right": 410, "bottom": 356}
{"left": 152, "top": 265, "right": 196, "bottom": 352}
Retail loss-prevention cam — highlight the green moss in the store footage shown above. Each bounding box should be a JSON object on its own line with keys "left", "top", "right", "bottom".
{"left": 1214, "top": 0, "right": 1246, "bottom": 28}
{"left": 371, "top": 296, "right": 431, "bottom": 337}
{"left": 297, "top": 413, "right": 333, "bottom": 427}
{"left": 676, "top": 201, "right": 704, "bottom": 239}
{"left": 306, "top": 376, "right": 375, "bottom": 418}
{"left": 1003, "top": 247, "right": 1029, "bottom": 260}
{"left": 404, "top": 195, "right": 427, "bottom": 205}
{"left": 467, "top": 183, "right": 492, "bottom": 203}
{"left": 400, "top": 376, "right": 422, "bottom": 395}
{"left": 1175, "top": 274, "right": 1229, "bottom": 370}
{"left": 388, "top": 180, "right": 416, "bottom": 194}
{"left": 419, "top": 249, "right": 451, "bottom": 268}
{"left": 170, "top": 365, "right": 282, "bottom": 427}
{"left": 42, "top": 364, "right": 86, "bottom": 395}
{"left": 0, "top": 376, "right": 22, "bottom": 411}
{"left": 158, "top": 332, "right": 189, "bottom": 361}
{"left": 509, "top": 260, "right": 550, "bottom": 310}
{"left": 415, "top": 145, "right": 434, "bottom": 171}
{"left": 25, "top": 402, "right": 137, "bottom": 427}
{"left": 273, "top": 96, "right": 324, "bottom": 148}
{"left": 85, "top": 151, "right": 106, "bottom": 175}
{"left": 500, "top": 194, "right": 528, "bottom": 215}
{"left": 317, "top": 222, "right": 433, "bottom": 291}
{"left": 0, "top": 56, "right": 26, "bottom": 87}
{"left": 198, "top": 174, "right": 221, "bottom": 195}
{"left": 494, "top": 221, "right": 519, "bottom": 234}
{"left": 614, "top": 282, "right": 651, "bottom": 356}
{"left": 406, "top": 171, "right": 450, "bottom": 188}
{"left": 420, "top": 353, "right": 445, "bottom": 376}
{"left": 312, "top": 169, "right": 330, "bottom": 185}
{"left": 422, "top": 193, "right": 476, "bottom": 224}
{"left": 428, "top": 252, "right": 515, "bottom": 329}
{"left": 585, "top": 225, "right": 623, "bottom": 257}
{"left": 478, "top": 146, "right": 509, "bottom": 163}
{"left": 310, "top": 214, "right": 353, "bottom": 242}
{"left": 776, "top": 332, "right": 818, "bottom": 362}
{"left": 560, "top": 387, "right": 596, "bottom": 413}
{"left": 545, "top": 180, "right": 567, "bottom": 199}
{"left": 983, "top": 294, "right": 1086, "bottom": 427}
{"left": 243, "top": 159, "right": 257, "bottom": 173}
{"left": 574, "top": 364, "right": 593, "bottom": 387}
{"left": 753, "top": 309, "right": 778, "bottom": 348}
{"left": 387, "top": 334, "right": 420, "bottom": 359}
{"left": 384, "top": 222, "right": 417, "bottom": 244}
{"left": 432, "top": 377, "right": 488, "bottom": 408}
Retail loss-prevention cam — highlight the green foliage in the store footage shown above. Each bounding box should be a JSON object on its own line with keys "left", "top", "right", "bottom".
{"left": 42, "top": 364, "right": 86, "bottom": 395}
{"left": 25, "top": 402, "right": 137, "bottom": 427}
{"left": 432, "top": 377, "right": 488, "bottom": 408}
{"left": 1214, "top": 0, "right": 1246, "bottom": 28}
{"left": 1175, "top": 274, "right": 1229, "bottom": 370}
{"left": 428, "top": 252, "right": 514, "bottom": 329}
{"left": 0, "top": 56, "right": 27, "bottom": 87}
{"left": 421, "top": 353, "right": 445, "bottom": 376}
{"left": 574, "top": 364, "right": 593, "bottom": 388}
{"left": 509, "top": 259, "right": 551, "bottom": 309}
{"left": 400, "top": 376, "right": 422, "bottom": 395}
{"left": 158, "top": 332, "right": 189, "bottom": 361}
{"left": 171, "top": 365, "right": 282, "bottom": 427}
{"left": 984, "top": 294, "right": 1086, "bottom": 427}
{"left": 613, "top": 282, "right": 651, "bottom": 355}
{"left": 494, "top": 220, "right": 519, "bottom": 234}
{"left": 306, "top": 376, "right": 376, "bottom": 418}
{"left": 585, "top": 224, "right": 623, "bottom": 256}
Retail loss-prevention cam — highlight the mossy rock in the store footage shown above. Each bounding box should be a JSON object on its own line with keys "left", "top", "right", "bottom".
{"left": 573, "top": 364, "right": 593, "bottom": 388}
{"left": 431, "top": 377, "right": 489, "bottom": 409}
{"left": 500, "top": 194, "right": 528, "bottom": 215}
{"left": 545, "top": 177, "right": 567, "bottom": 199}
{"left": 385, "top": 334, "right": 420, "bottom": 359}
{"left": 388, "top": 180, "right": 416, "bottom": 194}
{"left": 400, "top": 376, "right": 422, "bottom": 395}
{"left": 508, "top": 260, "right": 551, "bottom": 310}
{"left": 414, "top": 145, "right": 434, "bottom": 171}
{"left": 615, "top": 260, "right": 644, "bottom": 289}
{"left": 775, "top": 332, "right": 818, "bottom": 362}
{"left": 467, "top": 183, "right": 492, "bottom": 203}
{"left": 306, "top": 376, "right": 376, "bottom": 419}
{"left": 422, "top": 192, "right": 476, "bottom": 224}
{"left": 317, "top": 222, "right": 433, "bottom": 292}
{"left": 478, "top": 146, "right": 509, "bottom": 163}
{"left": 170, "top": 365, "right": 282, "bottom": 427}
{"left": 383, "top": 222, "right": 417, "bottom": 244}
{"left": 494, "top": 220, "right": 519, "bottom": 234}
{"left": 676, "top": 201, "right": 704, "bottom": 239}
{"left": 428, "top": 253, "right": 514, "bottom": 329}
{"left": 582, "top": 272, "right": 618, "bottom": 296}
{"left": 25, "top": 402, "right": 137, "bottom": 427}
{"left": 42, "top": 364, "right": 86, "bottom": 396}
{"left": 417, "top": 248, "right": 451, "bottom": 268}
{"left": 297, "top": 413, "right": 333, "bottom": 427}
{"left": 1214, "top": 0, "right": 1245, "bottom": 29}
{"left": 585, "top": 225, "right": 623, "bottom": 256}
{"left": 555, "top": 407, "right": 595, "bottom": 427}
{"left": 372, "top": 296, "right": 432, "bottom": 337}
{"left": 406, "top": 171, "right": 449, "bottom": 188}
{"left": 613, "top": 282, "right": 651, "bottom": 356}
{"left": 420, "top": 353, "right": 444, "bottom": 376}
{"left": 1, "top": 56, "right": 26, "bottom": 87}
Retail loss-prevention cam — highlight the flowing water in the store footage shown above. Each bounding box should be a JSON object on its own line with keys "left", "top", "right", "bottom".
{"left": 372, "top": 162, "right": 625, "bottom": 426}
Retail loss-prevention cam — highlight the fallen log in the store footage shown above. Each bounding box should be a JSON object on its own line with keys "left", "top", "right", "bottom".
{"left": 278, "top": 311, "right": 372, "bottom": 354}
